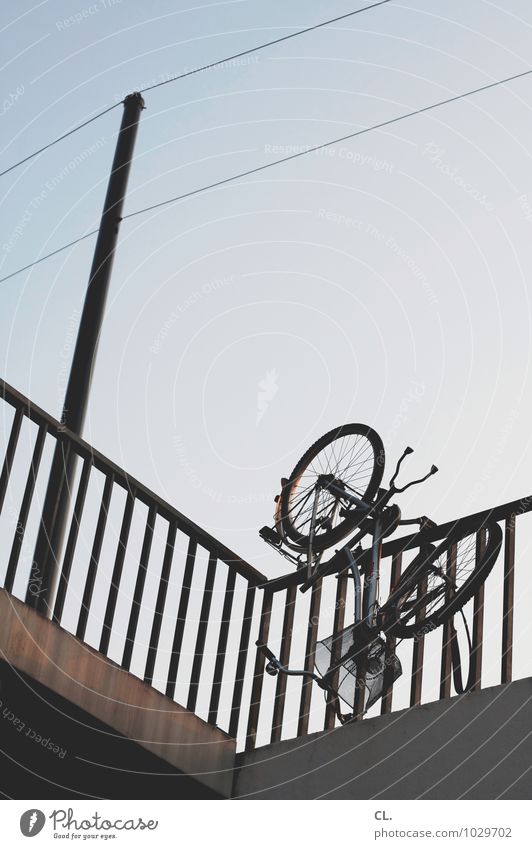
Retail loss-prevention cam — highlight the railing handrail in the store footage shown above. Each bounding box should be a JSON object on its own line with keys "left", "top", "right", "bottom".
{"left": 263, "top": 493, "right": 532, "bottom": 593}
{"left": 0, "top": 378, "right": 267, "bottom": 586}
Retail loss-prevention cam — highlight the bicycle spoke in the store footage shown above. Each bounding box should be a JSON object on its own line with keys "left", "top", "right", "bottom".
{"left": 398, "top": 584, "right": 446, "bottom": 623}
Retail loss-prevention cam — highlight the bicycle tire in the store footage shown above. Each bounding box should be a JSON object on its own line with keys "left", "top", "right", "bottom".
{"left": 382, "top": 520, "right": 502, "bottom": 639}
{"left": 279, "top": 423, "right": 385, "bottom": 552}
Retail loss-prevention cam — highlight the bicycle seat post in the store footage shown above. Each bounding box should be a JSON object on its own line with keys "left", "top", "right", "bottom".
{"left": 365, "top": 513, "right": 384, "bottom": 628}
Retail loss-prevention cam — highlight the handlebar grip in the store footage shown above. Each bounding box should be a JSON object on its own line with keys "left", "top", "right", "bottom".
{"left": 256, "top": 641, "right": 276, "bottom": 662}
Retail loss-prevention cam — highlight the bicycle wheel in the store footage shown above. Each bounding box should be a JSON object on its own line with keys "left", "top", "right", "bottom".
{"left": 279, "top": 423, "right": 385, "bottom": 551}
{"left": 383, "top": 521, "right": 502, "bottom": 638}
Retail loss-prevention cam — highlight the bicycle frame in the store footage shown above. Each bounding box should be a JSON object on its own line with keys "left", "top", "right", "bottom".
{"left": 258, "top": 445, "right": 438, "bottom": 719}
{"left": 305, "top": 478, "right": 388, "bottom": 626}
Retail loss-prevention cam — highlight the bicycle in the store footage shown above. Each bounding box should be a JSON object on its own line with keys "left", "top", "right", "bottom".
{"left": 258, "top": 423, "right": 503, "bottom": 722}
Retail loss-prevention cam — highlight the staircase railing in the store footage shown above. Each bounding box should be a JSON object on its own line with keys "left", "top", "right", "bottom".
{"left": 1, "top": 378, "right": 530, "bottom": 752}
{"left": 0, "top": 379, "right": 266, "bottom": 747}
{"left": 245, "top": 496, "right": 531, "bottom": 750}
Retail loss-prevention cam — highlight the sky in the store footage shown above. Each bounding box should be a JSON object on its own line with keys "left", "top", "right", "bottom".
{"left": 2, "top": 0, "right": 532, "bottom": 744}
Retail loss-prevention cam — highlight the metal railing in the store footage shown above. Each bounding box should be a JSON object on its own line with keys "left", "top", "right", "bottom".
{"left": 245, "top": 499, "right": 531, "bottom": 750}
{"left": 0, "top": 379, "right": 267, "bottom": 747}
{"left": 1, "top": 378, "right": 530, "bottom": 752}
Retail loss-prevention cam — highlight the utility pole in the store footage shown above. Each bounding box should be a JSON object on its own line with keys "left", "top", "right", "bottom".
{"left": 27, "top": 92, "right": 145, "bottom": 614}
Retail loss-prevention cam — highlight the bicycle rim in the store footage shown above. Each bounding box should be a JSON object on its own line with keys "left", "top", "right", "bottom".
{"left": 384, "top": 521, "right": 502, "bottom": 638}
{"left": 280, "top": 423, "right": 384, "bottom": 551}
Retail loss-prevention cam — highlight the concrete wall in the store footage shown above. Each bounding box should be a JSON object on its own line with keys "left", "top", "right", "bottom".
{"left": 234, "top": 677, "right": 532, "bottom": 799}
{"left": 0, "top": 661, "right": 224, "bottom": 799}
{"left": 0, "top": 590, "right": 235, "bottom": 797}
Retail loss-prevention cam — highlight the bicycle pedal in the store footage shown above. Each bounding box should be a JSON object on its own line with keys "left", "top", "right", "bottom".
{"left": 316, "top": 517, "right": 333, "bottom": 531}
{"left": 259, "top": 525, "right": 281, "bottom": 545}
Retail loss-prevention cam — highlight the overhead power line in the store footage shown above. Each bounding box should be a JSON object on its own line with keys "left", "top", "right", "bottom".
{"left": 124, "top": 67, "right": 532, "bottom": 219}
{"left": 139, "top": 0, "right": 394, "bottom": 94}
{"left": 1, "top": 66, "right": 531, "bottom": 285}
{"left": 0, "top": 103, "right": 121, "bottom": 179}
{"left": 1, "top": 2, "right": 392, "bottom": 181}
{"left": 0, "top": 230, "right": 98, "bottom": 284}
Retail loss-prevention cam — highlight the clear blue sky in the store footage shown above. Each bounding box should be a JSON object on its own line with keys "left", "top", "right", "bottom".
{"left": 2, "top": 0, "right": 532, "bottom": 735}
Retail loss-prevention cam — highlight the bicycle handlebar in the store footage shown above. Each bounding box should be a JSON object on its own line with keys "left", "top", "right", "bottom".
{"left": 256, "top": 642, "right": 329, "bottom": 691}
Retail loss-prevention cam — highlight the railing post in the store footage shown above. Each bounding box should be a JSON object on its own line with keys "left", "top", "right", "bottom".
{"left": 471, "top": 528, "right": 487, "bottom": 690}
{"left": 381, "top": 552, "right": 402, "bottom": 715}
{"left": 297, "top": 579, "right": 322, "bottom": 736}
{"left": 76, "top": 474, "right": 115, "bottom": 641}
{"left": 0, "top": 407, "right": 23, "bottom": 516}
{"left": 245, "top": 589, "right": 272, "bottom": 751}
{"left": 229, "top": 584, "right": 256, "bottom": 740}
{"left": 4, "top": 424, "right": 48, "bottom": 594}
{"left": 439, "top": 542, "right": 457, "bottom": 699}
{"left": 166, "top": 538, "right": 197, "bottom": 700}
{"left": 99, "top": 487, "right": 136, "bottom": 653}
{"left": 144, "top": 521, "right": 177, "bottom": 686}
{"left": 324, "top": 572, "right": 348, "bottom": 729}
{"left": 271, "top": 584, "right": 297, "bottom": 743}
{"left": 208, "top": 567, "right": 236, "bottom": 725}
{"left": 187, "top": 553, "right": 218, "bottom": 713}
{"left": 53, "top": 457, "right": 92, "bottom": 624}
{"left": 122, "top": 503, "right": 157, "bottom": 670}
{"left": 501, "top": 516, "right": 515, "bottom": 684}
{"left": 410, "top": 568, "right": 428, "bottom": 707}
